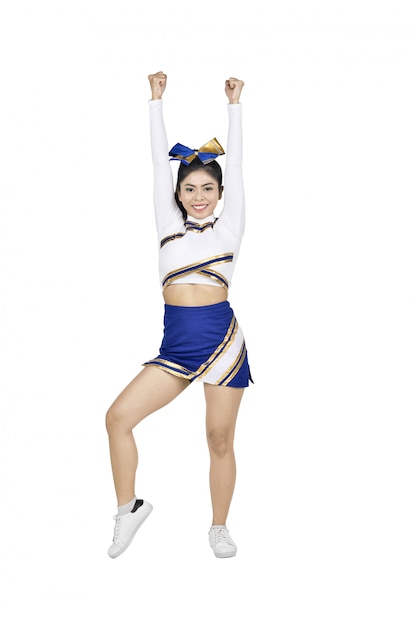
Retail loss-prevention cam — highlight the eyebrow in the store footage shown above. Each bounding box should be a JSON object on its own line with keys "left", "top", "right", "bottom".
{"left": 183, "top": 182, "right": 215, "bottom": 187}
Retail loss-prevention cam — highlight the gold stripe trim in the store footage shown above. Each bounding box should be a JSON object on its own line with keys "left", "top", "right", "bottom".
{"left": 143, "top": 359, "right": 192, "bottom": 379}
{"left": 216, "top": 341, "right": 247, "bottom": 386}
{"left": 162, "top": 253, "right": 233, "bottom": 288}
{"left": 194, "top": 316, "right": 238, "bottom": 382}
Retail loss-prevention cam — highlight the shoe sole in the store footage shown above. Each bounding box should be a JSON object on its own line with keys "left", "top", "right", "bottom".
{"left": 108, "top": 504, "right": 153, "bottom": 559}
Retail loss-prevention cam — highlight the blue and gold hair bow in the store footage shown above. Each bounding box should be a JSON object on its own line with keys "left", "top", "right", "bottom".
{"left": 169, "top": 138, "right": 225, "bottom": 166}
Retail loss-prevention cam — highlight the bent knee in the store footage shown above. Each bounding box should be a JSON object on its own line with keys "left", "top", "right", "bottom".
{"left": 105, "top": 403, "right": 129, "bottom": 434}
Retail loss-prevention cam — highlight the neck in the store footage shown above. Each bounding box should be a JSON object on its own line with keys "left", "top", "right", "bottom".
{"left": 186, "top": 213, "right": 215, "bottom": 223}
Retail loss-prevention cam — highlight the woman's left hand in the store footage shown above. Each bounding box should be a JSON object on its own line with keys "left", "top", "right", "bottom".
{"left": 225, "top": 77, "right": 244, "bottom": 104}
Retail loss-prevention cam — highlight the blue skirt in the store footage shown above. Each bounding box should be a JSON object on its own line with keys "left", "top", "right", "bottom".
{"left": 143, "top": 301, "right": 253, "bottom": 387}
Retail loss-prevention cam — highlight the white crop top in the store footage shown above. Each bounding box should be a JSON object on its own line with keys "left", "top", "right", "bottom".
{"left": 149, "top": 99, "right": 245, "bottom": 292}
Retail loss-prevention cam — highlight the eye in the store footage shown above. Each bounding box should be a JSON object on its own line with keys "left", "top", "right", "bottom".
{"left": 185, "top": 187, "right": 194, "bottom": 192}
{"left": 204, "top": 187, "right": 214, "bottom": 192}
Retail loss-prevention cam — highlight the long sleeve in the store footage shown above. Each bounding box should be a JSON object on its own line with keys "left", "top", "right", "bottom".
{"left": 154, "top": 102, "right": 245, "bottom": 292}
{"left": 220, "top": 103, "right": 245, "bottom": 238}
{"left": 149, "top": 99, "right": 183, "bottom": 236}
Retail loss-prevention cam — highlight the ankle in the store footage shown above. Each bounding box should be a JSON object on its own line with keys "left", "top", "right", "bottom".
{"left": 212, "top": 520, "right": 227, "bottom": 527}
{"left": 117, "top": 496, "right": 136, "bottom": 516}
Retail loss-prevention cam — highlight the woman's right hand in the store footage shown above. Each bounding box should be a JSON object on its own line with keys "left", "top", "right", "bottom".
{"left": 148, "top": 71, "right": 167, "bottom": 100}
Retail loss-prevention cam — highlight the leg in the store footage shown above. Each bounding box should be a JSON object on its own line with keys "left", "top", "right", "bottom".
{"left": 204, "top": 384, "right": 245, "bottom": 526}
{"left": 106, "top": 366, "right": 189, "bottom": 505}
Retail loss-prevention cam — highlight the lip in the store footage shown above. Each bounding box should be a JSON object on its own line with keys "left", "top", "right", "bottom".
{"left": 192, "top": 204, "right": 208, "bottom": 210}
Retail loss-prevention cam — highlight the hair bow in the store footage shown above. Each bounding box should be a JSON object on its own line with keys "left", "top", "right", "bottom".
{"left": 169, "top": 138, "right": 225, "bottom": 166}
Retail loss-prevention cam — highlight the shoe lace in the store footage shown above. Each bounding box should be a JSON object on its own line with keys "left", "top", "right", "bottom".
{"left": 112, "top": 514, "right": 121, "bottom": 542}
{"left": 213, "top": 527, "right": 234, "bottom": 546}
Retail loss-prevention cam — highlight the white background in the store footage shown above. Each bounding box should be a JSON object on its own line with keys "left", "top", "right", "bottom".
{"left": 1, "top": 1, "right": 417, "bottom": 624}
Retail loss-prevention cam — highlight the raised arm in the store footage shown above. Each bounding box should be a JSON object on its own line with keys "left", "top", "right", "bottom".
{"left": 222, "top": 78, "right": 245, "bottom": 237}
{"left": 148, "top": 71, "right": 182, "bottom": 236}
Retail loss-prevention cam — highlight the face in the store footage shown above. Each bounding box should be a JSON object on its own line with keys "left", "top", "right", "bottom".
{"left": 177, "top": 170, "right": 222, "bottom": 220}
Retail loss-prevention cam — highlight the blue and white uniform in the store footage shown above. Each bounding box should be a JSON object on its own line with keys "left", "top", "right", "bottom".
{"left": 143, "top": 99, "right": 252, "bottom": 387}
{"left": 149, "top": 99, "right": 245, "bottom": 291}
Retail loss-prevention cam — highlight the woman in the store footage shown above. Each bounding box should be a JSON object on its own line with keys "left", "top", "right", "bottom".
{"left": 106, "top": 71, "right": 251, "bottom": 559}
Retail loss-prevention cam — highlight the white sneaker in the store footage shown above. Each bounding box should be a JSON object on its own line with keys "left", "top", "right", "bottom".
{"left": 209, "top": 525, "right": 237, "bottom": 558}
{"left": 108, "top": 499, "right": 153, "bottom": 558}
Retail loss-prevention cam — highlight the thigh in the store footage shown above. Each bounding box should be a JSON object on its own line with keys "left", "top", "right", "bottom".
{"left": 108, "top": 366, "right": 190, "bottom": 431}
{"left": 204, "top": 384, "right": 245, "bottom": 435}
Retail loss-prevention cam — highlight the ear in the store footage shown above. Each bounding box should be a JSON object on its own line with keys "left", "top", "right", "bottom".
{"left": 219, "top": 185, "right": 224, "bottom": 200}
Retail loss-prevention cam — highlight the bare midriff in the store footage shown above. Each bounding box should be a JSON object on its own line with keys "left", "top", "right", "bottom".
{"left": 163, "top": 284, "right": 228, "bottom": 307}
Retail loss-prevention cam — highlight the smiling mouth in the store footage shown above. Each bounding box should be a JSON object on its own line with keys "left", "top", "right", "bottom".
{"left": 192, "top": 204, "right": 208, "bottom": 210}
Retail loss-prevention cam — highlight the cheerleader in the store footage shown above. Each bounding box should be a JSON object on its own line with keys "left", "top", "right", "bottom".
{"left": 106, "top": 71, "right": 251, "bottom": 559}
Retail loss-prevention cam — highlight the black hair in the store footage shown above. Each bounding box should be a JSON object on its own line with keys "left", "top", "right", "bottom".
{"left": 174, "top": 157, "right": 223, "bottom": 221}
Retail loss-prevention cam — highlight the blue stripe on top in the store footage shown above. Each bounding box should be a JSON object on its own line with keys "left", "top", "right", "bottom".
{"left": 162, "top": 254, "right": 233, "bottom": 289}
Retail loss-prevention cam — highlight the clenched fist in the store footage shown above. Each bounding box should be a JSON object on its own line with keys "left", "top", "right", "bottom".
{"left": 225, "top": 77, "right": 244, "bottom": 104}
{"left": 148, "top": 71, "right": 167, "bottom": 100}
